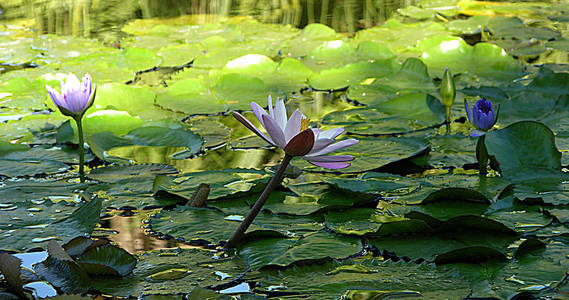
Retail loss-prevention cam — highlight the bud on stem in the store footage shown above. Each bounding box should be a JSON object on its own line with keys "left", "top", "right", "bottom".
{"left": 441, "top": 68, "right": 456, "bottom": 134}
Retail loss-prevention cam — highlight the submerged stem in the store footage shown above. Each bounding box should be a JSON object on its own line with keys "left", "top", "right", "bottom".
{"left": 225, "top": 154, "right": 293, "bottom": 249}
{"left": 75, "top": 118, "right": 85, "bottom": 183}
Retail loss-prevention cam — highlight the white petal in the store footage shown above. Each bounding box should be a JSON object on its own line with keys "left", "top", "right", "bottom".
{"left": 46, "top": 85, "right": 65, "bottom": 108}
{"left": 62, "top": 73, "right": 80, "bottom": 95}
{"left": 233, "top": 112, "right": 274, "bottom": 145}
{"left": 274, "top": 98, "right": 288, "bottom": 131}
{"left": 284, "top": 109, "right": 302, "bottom": 143}
{"left": 262, "top": 114, "right": 287, "bottom": 148}
{"left": 268, "top": 95, "right": 274, "bottom": 118}
{"left": 251, "top": 101, "right": 269, "bottom": 129}
{"left": 307, "top": 160, "right": 351, "bottom": 169}
{"left": 318, "top": 127, "right": 344, "bottom": 139}
{"left": 308, "top": 137, "right": 334, "bottom": 154}
{"left": 305, "top": 155, "right": 354, "bottom": 162}
{"left": 305, "top": 139, "right": 358, "bottom": 157}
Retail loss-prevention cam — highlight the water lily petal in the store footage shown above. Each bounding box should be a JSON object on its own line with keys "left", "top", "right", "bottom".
{"left": 308, "top": 161, "right": 351, "bottom": 169}
{"left": 305, "top": 139, "right": 359, "bottom": 157}
{"left": 267, "top": 95, "right": 274, "bottom": 118}
{"left": 482, "top": 111, "right": 495, "bottom": 130}
{"left": 310, "top": 137, "right": 334, "bottom": 154}
{"left": 284, "top": 109, "right": 302, "bottom": 143}
{"left": 306, "top": 154, "right": 354, "bottom": 162}
{"left": 81, "top": 73, "right": 93, "bottom": 105}
{"left": 64, "top": 89, "right": 88, "bottom": 113}
{"left": 470, "top": 129, "right": 487, "bottom": 137}
{"left": 274, "top": 98, "right": 288, "bottom": 131}
{"left": 262, "top": 114, "right": 287, "bottom": 148}
{"left": 464, "top": 99, "right": 473, "bottom": 124}
{"left": 46, "top": 85, "right": 65, "bottom": 108}
{"left": 251, "top": 101, "right": 269, "bottom": 129}
{"left": 62, "top": 73, "right": 80, "bottom": 95}
{"left": 317, "top": 127, "right": 344, "bottom": 139}
{"left": 233, "top": 112, "right": 274, "bottom": 145}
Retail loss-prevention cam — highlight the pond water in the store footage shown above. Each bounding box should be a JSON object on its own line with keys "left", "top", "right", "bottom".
{"left": 5, "top": 0, "right": 416, "bottom": 40}
{"left": 1, "top": 0, "right": 569, "bottom": 299}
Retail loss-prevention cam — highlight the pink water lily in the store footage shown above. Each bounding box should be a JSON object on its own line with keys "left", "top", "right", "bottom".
{"left": 233, "top": 96, "right": 358, "bottom": 169}
{"left": 46, "top": 73, "right": 95, "bottom": 119}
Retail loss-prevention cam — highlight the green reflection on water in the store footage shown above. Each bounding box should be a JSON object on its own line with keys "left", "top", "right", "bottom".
{"left": 4, "top": 0, "right": 416, "bottom": 40}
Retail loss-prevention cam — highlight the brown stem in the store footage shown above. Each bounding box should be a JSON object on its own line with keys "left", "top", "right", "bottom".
{"left": 225, "top": 154, "right": 293, "bottom": 249}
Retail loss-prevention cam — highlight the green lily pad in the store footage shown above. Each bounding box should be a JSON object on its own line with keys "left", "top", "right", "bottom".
{"left": 90, "top": 248, "right": 247, "bottom": 297}
{"left": 157, "top": 43, "right": 205, "bottom": 66}
{"left": 150, "top": 206, "right": 271, "bottom": 245}
{"left": 353, "top": 19, "right": 450, "bottom": 54}
{"left": 87, "top": 83, "right": 159, "bottom": 120}
{"left": 212, "top": 73, "right": 270, "bottom": 110}
{"left": 249, "top": 258, "right": 470, "bottom": 299}
{"left": 293, "top": 136, "right": 429, "bottom": 173}
{"left": 367, "top": 221, "right": 516, "bottom": 262}
{"left": 117, "top": 47, "right": 161, "bottom": 72}
{"left": 238, "top": 231, "right": 362, "bottom": 270}
{"left": 221, "top": 54, "right": 277, "bottom": 78}
{"left": 321, "top": 108, "right": 426, "bottom": 135}
{"left": 66, "top": 110, "right": 145, "bottom": 143}
{"left": 309, "top": 60, "right": 398, "bottom": 91}
{"left": 485, "top": 121, "right": 562, "bottom": 180}
{"left": 153, "top": 169, "right": 269, "bottom": 201}
{"left": 85, "top": 123, "right": 203, "bottom": 163}
{"left": 35, "top": 241, "right": 91, "bottom": 295}
{"left": 0, "top": 196, "right": 101, "bottom": 252}
{"left": 76, "top": 244, "right": 137, "bottom": 277}
{"left": 323, "top": 172, "right": 420, "bottom": 195}
{"left": 418, "top": 35, "right": 522, "bottom": 81}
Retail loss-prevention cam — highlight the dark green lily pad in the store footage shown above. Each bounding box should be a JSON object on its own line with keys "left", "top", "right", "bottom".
{"left": 248, "top": 258, "right": 470, "bottom": 299}
{"left": 35, "top": 241, "right": 91, "bottom": 295}
{"left": 0, "top": 196, "right": 101, "bottom": 251}
{"left": 152, "top": 169, "right": 268, "bottom": 201}
{"left": 238, "top": 231, "right": 362, "bottom": 270}
{"left": 485, "top": 121, "right": 562, "bottom": 180}
{"left": 90, "top": 248, "right": 247, "bottom": 297}
{"left": 293, "top": 136, "right": 429, "bottom": 173}
{"left": 76, "top": 244, "right": 137, "bottom": 277}
{"left": 150, "top": 206, "right": 271, "bottom": 245}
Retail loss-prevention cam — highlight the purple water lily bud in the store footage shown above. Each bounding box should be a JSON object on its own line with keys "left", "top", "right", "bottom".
{"left": 464, "top": 98, "right": 499, "bottom": 137}
{"left": 46, "top": 73, "right": 95, "bottom": 119}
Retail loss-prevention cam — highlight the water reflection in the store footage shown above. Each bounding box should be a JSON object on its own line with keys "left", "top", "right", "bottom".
{"left": 106, "top": 145, "right": 283, "bottom": 173}
{"left": 6, "top": 0, "right": 417, "bottom": 40}
{"left": 96, "top": 212, "right": 184, "bottom": 253}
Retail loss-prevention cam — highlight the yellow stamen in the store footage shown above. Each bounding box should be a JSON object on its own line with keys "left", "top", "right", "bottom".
{"left": 300, "top": 118, "right": 310, "bottom": 132}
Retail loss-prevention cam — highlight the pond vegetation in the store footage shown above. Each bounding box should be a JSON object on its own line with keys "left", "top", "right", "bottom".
{"left": 0, "top": 0, "right": 569, "bottom": 299}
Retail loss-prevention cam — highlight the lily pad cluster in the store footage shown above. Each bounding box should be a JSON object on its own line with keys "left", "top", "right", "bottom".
{"left": 1, "top": 0, "right": 569, "bottom": 298}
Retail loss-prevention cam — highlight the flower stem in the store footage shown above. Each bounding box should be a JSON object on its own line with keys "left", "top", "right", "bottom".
{"left": 225, "top": 154, "right": 293, "bottom": 249}
{"left": 476, "top": 135, "right": 488, "bottom": 176}
{"left": 445, "top": 106, "right": 451, "bottom": 134}
{"left": 74, "top": 118, "right": 85, "bottom": 183}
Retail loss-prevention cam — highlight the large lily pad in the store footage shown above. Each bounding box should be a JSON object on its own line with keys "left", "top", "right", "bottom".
{"left": 248, "top": 258, "right": 470, "bottom": 299}
{"left": 90, "top": 248, "right": 247, "bottom": 297}
{"left": 0, "top": 197, "right": 101, "bottom": 251}
{"left": 238, "top": 231, "right": 362, "bottom": 270}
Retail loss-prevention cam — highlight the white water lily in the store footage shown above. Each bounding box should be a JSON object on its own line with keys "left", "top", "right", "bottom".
{"left": 233, "top": 96, "right": 358, "bottom": 169}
